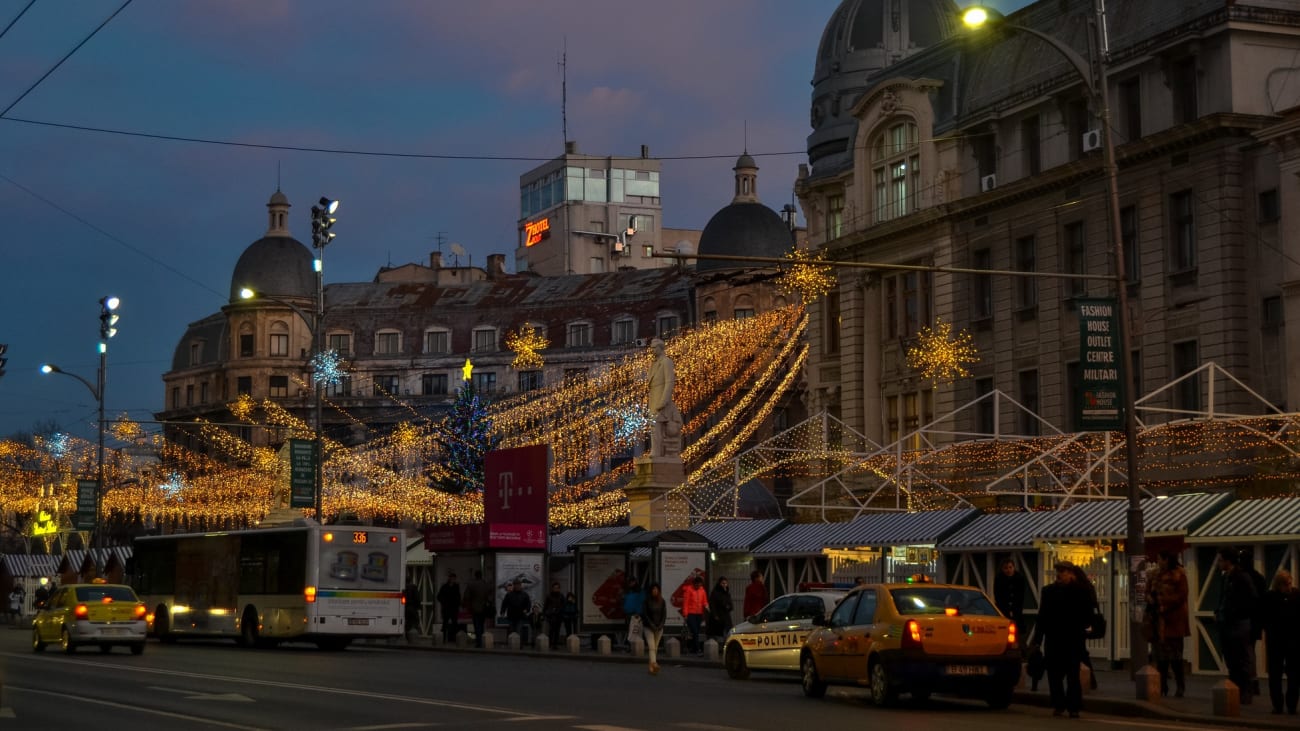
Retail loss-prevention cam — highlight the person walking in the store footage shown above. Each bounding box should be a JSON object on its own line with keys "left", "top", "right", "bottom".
{"left": 501, "top": 579, "right": 533, "bottom": 645}
{"left": 1153, "top": 551, "right": 1190, "bottom": 697}
{"left": 1032, "top": 561, "right": 1093, "bottom": 718}
{"left": 1240, "top": 547, "right": 1269, "bottom": 697}
{"left": 681, "top": 575, "right": 709, "bottom": 655}
{"left": 641, "top": 582, "right": 668, "bottom": 675}
{"left": 543, "top": 582, "right": 566, "bottom": 647}
{"left": 993, "top": 558, "right": 1027, "bottom": 629}
{"left": 621, "top": 576, "right": 644, "bottom": 649}
{"left": 707, "top": 577, "right": 733, "bottom": 641}
{"left": 743, "top": 570, "right": 767, "bottom": 619}
{"left": 561, "top": 591, "right": 579, "bottom": 639}
{"left": 1066, "top": 564, "right": 1101, "bottom": 690}
{"left": 8, "top": 584, "right": 25, "bottom": 625}
{"left": 436, "top": 572, "right": 462, "bottom": 644}
{"left": 1263, "top": 569, "right": 1300, "bottom": 715}
{"left": 403, "top": 582, "right": 420, "bottom": 637}
{"left": 462, "top": 569, "right": 492, "bottom": 648}
{"left": 1216, "top": 547, "right": 1260, "bottom": 704}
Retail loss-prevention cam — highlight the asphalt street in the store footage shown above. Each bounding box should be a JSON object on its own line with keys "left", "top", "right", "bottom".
{"left": 0, "top": 630, "right": 1243, "bottom": 730}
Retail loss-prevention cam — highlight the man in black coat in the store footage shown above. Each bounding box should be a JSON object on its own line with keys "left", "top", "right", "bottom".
{"left": 436, "top": 572, "right": 462, "bottom": 643}
{"left": 501, "top": 580, "right": 533, "bottom": 645}
{"left": 1032, "top": 561, "right": 1093, "bottom": 718}
{"left": 1217, "top": 547, "right": 1260, "bottom": 704}
{"left": 993, "top": 557, "right": 1027, "bottom": 629}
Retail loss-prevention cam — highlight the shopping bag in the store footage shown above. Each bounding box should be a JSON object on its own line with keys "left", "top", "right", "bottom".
{"left": 628, "top": 614, "right": 644, "bottom": 642}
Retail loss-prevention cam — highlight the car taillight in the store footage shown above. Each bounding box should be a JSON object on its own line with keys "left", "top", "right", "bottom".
{"left": 400, "top": 595, "right": 406, "bottom": 605}
{"left": 305, "top": 586, "right": 317, "bottom": 604}
{"left": 902, "top": 619, "right": 922, "bottom": 649}
{"left": 1007, "top": 622, "right": 1017, "bottom": 647}
{"left": 135, "top": 604, "right": 147, "bottom": 618}
{"left": 74, "top": 604, "right": 89, "bottom": 619}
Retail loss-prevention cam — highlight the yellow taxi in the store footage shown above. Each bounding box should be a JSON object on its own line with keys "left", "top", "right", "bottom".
{"left": 32, "top": 582, "right": 148, "bottom": 655}
{"left": 723, "top": 590, "right": 845, "bottom": 679}
{"left": 799, "top": 577, "right": 1020, "bottom": 708}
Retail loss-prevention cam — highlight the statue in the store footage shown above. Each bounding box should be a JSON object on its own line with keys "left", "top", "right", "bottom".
{"left": 647, "top": 339, "right": 683, "bottom": 458}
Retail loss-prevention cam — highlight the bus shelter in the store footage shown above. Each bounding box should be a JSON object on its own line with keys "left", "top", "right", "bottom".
{"left": 547, "top": 526, "right": 640, "bottom": 595}
{"left": 572, "top": 529, "right": 712, "bottom": 637}
{"left": 937, "top": 510, "right": 1060, "bottom": 631}
{"left": 1187, "top": 496, "right": 1300, "bottom": 674}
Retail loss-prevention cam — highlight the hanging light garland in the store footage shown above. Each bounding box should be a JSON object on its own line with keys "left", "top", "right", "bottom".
{"left": 777, "top": 248, "right": 836, "bottom": 300}
{"left": 906, "top": 317, "right": 979, "bottom": 385}
{"left": 506, "top": 325, "right": 550, "bottom": 370}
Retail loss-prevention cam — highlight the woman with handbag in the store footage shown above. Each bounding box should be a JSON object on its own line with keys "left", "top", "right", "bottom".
{"left": 1154, "top": 551, "right": 1190, "bottom": 697}
{"left": 1031, "top": 561, "right": 1095, "bottom": 718}
{"left": 1069, "top": 564, "right": 1102, "bottom": 690}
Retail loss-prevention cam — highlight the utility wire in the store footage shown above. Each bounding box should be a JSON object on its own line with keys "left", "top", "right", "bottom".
{"left": 0, "top": 1, "right": 37, "bottom": 43}
{"left": 0, "top": 0, "right": 133, "bottom": 119}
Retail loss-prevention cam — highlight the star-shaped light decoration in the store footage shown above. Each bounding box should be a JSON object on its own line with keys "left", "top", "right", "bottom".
{"left": 776, "top": 248, "right": 836, "bottom": 300}
{"left": 311, "top": 349, "right": 345, "bottom": 386}
{"left": 230, "top": 393, "right": 257, "bottom": 420}
{"left": 506, "top": 325, "right": 549, "bottom": 370}
{"left": 462, "top": 358, "right": 474, "bottom": 382}
{"left": 44, "top": 432, "right": 70, "bottom": 459}
{"left": 906, "top": 317, "right": 980, "bottom": 385}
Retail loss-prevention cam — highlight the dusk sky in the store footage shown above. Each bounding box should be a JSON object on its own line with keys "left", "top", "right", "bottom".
{"left": 0, "top": 0, "right": 1031, "bottom": 441}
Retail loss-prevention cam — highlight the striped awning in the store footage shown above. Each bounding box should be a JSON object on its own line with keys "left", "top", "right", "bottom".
{"left": 1188, "top": 497, "right": 1300, "bottom": 543}
{"left": 824, "top": 509, "right": 979, "bottom": 548}
{"left": 1, "top": 554, "right": 61, "bottom": 578}
{"left": 753, "top": 522, "right": 843, "bottom": 558}
{"left": 549, "top": 527, "right": 640, "bottom": 556}
{"left": 58, "top": 550, "right": 89, "bottom": 573}
{"left": 937, "top": 511, "right": 1059, "bottom": 551}
{"left": 689, "top": 518, "right": 787, "bottom": 552}
{"left": 92, "top": 546, "right": 132, "bottom": 570}
{"left": 1036, "top": 493, "right": 1232, "bottom": 542}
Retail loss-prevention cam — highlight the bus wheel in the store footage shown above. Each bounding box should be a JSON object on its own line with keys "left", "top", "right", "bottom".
{"left": 316, "top": 637, "right": 351, "bottom": 652}
{"left": 240, "top": 608, "right": 260, "bottom": 648}
{"left": 156, "top": 606, "right": 177, "bottom": 644}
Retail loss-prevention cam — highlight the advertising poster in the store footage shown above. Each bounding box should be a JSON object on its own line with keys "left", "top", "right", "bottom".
{"left": 494, "top": 552, "right": 544, "bottom": 621}
{"left": 433, "top": 553, "right": 483, "bottom": 623}
{"left": 581, "top": 553, "right": 628, "bottom": 626}
{"left": 660, "top": 550, "right": 707, "bottom": 627}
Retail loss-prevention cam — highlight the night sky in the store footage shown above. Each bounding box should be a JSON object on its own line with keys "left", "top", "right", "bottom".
{"left": 0, "top": 0, "right": 1030, "bottom": 441}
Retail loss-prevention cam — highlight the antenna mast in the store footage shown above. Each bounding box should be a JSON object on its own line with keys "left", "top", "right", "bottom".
{"left": 560, "top": 38, "right": 568, "bottom": 147}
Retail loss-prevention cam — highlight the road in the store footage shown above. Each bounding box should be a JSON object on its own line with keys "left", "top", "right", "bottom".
{"left": 0, "top": 630, "right": 1233, "bottom": 730}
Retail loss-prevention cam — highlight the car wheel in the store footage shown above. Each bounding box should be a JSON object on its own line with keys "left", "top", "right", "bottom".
{"left": 130, "top": 642, "right": 145, "bottom": 656}
{"left": 240, "top": 607, "right": 260, "bottom": 648}
{"left": 870, "top": 660, "right": 898, "bottom": 707}
{"left": 724, "top": 643, "right": 750, "bottom": 680}
{"left": 800, "top": 654, "right": 827, "bottom": 698}
{"left": 60, "top": 627, "right": 76, "bottom": 654}
{"left": 156, "top": 606, "right": 177, "bottom": 644}
{"left": 32, "top": 627, "right": 46, "bottom": 653}
{"left": 986, "top": 685, "right": 1014, "bottom": 710}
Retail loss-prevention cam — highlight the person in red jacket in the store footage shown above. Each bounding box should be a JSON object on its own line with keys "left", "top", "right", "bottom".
{"left": 681, "top": 575, "right": 709, "bottom": 655}
{"left": 743, "top": 570, "right": 767, "bottom": 619}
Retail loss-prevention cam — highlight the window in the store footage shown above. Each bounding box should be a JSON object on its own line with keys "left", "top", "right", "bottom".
{"left": 375, "top": 331, "right": 401, "bottom": 356}
{"left": 790, "top": 595, "right": 827, "bottom": 620}
{"left": 1119, "top": 77, "right": 1142, "bottom": 141}
{"left": 972, "top": 249, "right": 992, "bottom": 320}
{"left": 567, "top": 322, "right": 592, "bottom": 348}
{"left": 1169, "top": 190, "right": 1196, "bottom": 272}
{"left": 885, "top": 395, "right": 900, "bottom": 443}
{"left": 827, "top": 194, "right": 844, "bottom": 238}
{"left": 1263, "top": 296, "right": 1283, "bottom": 329}
{"left": 199, "top": 382, "right": 208, "bottom": 404}
{"left": 1064, "top": 222, "right": 1087, "bottom": 297}
{"left": 239, "top": 332, "right": 254, "bottom": 358}
{"left": 171, "top": 387, "right": 180, "bottom": 409}
{"left": 1022, "top": 115, "right": 1041, "bottom": 175}
{"left": 1173, "top": 340, "right": 1200, "bottom": 412}
{"left": 373, "top": 374, "right": 399, "bottom": 397}
{"left": 190, "top": 342, "right": 201, "bottom": 366}
{"left": 589, "top": 256, "right": 606, "bottom": 274}
{"left": 1018, "top": 370, "right": 1040, "bottom": 436}
{"left": 424, "top": 330, "right": 449, "bottom": 354}
{"left": 823, "top": 291, "right": 841, "bottom": 355}
{"left": 1259, "top": 189, "right": 1280, "bottom": 223}
{"left": 975, "top": 377, "right": 995, "bottom": 434}
{"left": 612, "top": 318, "right": 635, "bottom": 345}
{"left": 1171, "top": 57, "right": 1198, "bottom": 125}
{"left": 1015, "top": 235, "right": 1037, "bottom": 310}
{"left": 269, "top": 375, "right": 288, "bottom": 398}
{"left": 327, "top": 375, "right": 352, "bottom": 398}
{"left": 643, "top": 245, "right": 654, "bottom": 258}
{"left": 472, "top": 371, "right": 497, "bottom": 393}
{"left": 760, "top": 596, "right": 795, "bottom": 623}
{"left": 829, "top": 594, "right": 858, "bottom": 627}
{"left": 974, "top": 131, "right": 996, "bottom": 178}
{"left": 1120, "top": 205, "right": 1140, "bottom": 283}
{"left": 237, "top": 376, "right": 252, "bottom": 396}
{"left": 472, "top": 327, "right": 497, "bottom": 353}
{"left": 269, "top": 321, "right": 289, "bottom": 357}
{"left": 421, "top": 373, "right": 448, "bottom": 396}
{"left": 657, "top": 314, "right": 680, "bottom": 338}
{"left": 873, "top": 121, "right": 920, "bottom": 222}
{"left": 851, "top": 591, "right": 878, "bottom": 626}
{"left": 885, "top": 277, "right": 897, "bottom": 339}
{"left": 518, "top": 370, "right": 543, "bottom": 392}
{"left": 883, "top": 268, "right": 932, "bottom": 338}
{"left": 702, "top": 309, "right": 717, "bottom": 323}
{"left": 328, "top": 333, "right": 351, "bottom": 358}
{"left": 733, "top": 308, "right": 755, "bottom": 320}
{"left": 186, "top": 384, "right": 194, "bottom": 406}
{"left": 1067, "top": 98, "right": 1091, "bottom": 161}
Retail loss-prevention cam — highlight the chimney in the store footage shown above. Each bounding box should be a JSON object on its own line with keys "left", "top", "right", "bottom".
{"left": 430, "top": 251, "right": 443, "bottom": 270}
{"left": 565, "top": 140, "right": 578, "bottom": 155}
{"left": 640, "top": 144, "right": 650, "bottom": 159}
{"left": 487, "top": 254, "right": 507, "bottom": 279}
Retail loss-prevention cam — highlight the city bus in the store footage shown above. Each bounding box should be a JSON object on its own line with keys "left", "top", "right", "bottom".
{"left": 131, "top": 522, "right": 406, "bottom": 650}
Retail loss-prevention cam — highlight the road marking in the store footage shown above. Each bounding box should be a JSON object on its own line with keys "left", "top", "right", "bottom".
{"left": 343, "top": 725, "right": 439, "bottom": 730}
{"left": 676, "top": 724, "right": 754, "bottom": 731}
{"left": 574, "top": 726, "right": 644, "bottom": 731}
{"left": 501, "top": 717, "right": 580, "bottom": 723}
{"left": 149, "top": 685, "right": 255, "bottom": 702}
{"left": 6, "top": 685, "right": 265, "bottom": 730}
{"left": 1090, "top": 719, "right": 1220, "bottom": 730}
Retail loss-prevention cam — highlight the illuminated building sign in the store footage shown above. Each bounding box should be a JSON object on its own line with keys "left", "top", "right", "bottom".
{"left": 524, "top": 218, "right": 551, "bottom": 247}
{"left": 32, "top": 510, "right": 57, "bottom": 536}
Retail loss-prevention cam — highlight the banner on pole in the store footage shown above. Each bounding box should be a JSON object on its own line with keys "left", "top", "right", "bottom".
{"left": 1077, "top": 297, "right": 1125, "bottom": 431}
{"left": 289, "top": 439, "right": 317, "bottom": 508}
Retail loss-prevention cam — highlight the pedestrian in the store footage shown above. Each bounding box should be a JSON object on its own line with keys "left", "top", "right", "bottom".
{"left": 641, "top": 582, "right": 668, "bottom": 675}
{"left": 621, "top": 576, "right": 644, "bottom": 649}
{"left": 543, "top": 581, "right": 565, "bottom": 646}
{"left": 853, "top": 576, "right": 867, "bottom": 587}
{"left": 436, "top": 572, "right": 462, "bottom": 644}
{"left": 1031, "top": 561, "right": 1093, "bottom": 719}
{"left": 993, "top": 557, "right": 1026, "bottom": 629}
{"left": 1215, "top": 546, "right": 1259, "bottom": 704}
{"left": 1066, "top": 564, "right": 1101, "bottom": 690}
{"left": 403, "top": 582, "right": 420, "bottom": 637}
{"left": 1262, "top": 569, "right": 1300, "bottom": 715}
{"left": 561, "top": 591, "right": 579, "bottom": 638}
{"left": 8, "top": 584, "right": 25, "bottom": 625}
{"left": 707, "top": 577, "right": 733, "bottom": 641}
{"left": 462, "top": 569, "right": 492, "bottom": 648}
{"left": 1240, "top": 547, "right": 1269, "bottom": 697}
{"left": 743, "top": 570, "right": 767, "bottom": 619}
{"left": 679, "top": 575, "right": 709, "bottom": 655}
{"left": 33, "top": 580, "right": 50, "bottom": 608}
{"left": 1153, "top": 550, "right": 1190, "bottom": 698}
{"left": 501, "top": 579, "right": 533, "bottom": 645}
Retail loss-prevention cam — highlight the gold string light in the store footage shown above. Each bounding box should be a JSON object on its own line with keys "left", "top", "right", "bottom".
{"left": 777, "top": 248, "right": 836, "bottom": 300}
{"left": 907, "top": 317, "right": 979, "bottom": 385}
{"left": 506, "top": 324, "right": 550, "bottom": 370}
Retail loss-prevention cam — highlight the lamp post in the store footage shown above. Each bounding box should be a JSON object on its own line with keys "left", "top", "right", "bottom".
{"left": 41, "top": 295, "right": 120, "bottom": 547}
{"left": 964, "top": 2, "right": 1146, "bottom": 673}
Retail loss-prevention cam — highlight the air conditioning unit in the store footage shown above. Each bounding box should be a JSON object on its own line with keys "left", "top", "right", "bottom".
{"left": 1081, "top": 129, "right": 1102, "bottom": 152}
{"left": 634, "top": 338, "right": 649, "bottom": 347}
{"left": 980, "top": 174, "right": 997, "bottom": 193}
{"left": 613, "top": 240, "right": 626, "bottom": 255}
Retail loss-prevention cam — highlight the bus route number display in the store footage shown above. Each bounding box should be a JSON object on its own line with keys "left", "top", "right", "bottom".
{"left": 352, "top": 531, "right": 368, "bottom": 544}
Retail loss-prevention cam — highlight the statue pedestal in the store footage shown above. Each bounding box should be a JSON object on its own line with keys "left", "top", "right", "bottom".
{"left": 625, "top": 456, "right": 688, "bottom": 530}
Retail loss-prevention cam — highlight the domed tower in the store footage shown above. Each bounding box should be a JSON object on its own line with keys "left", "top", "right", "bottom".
{"left": 808, "top": 0, "right": 959, "bottom": 179}
{"left": 227, "top": 191, "right": 315, "bottom": 303}
{"left": 696, "top": 153, "right": 793, "bottom": 272}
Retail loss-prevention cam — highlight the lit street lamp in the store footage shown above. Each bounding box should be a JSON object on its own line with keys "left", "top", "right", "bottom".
{"left": 963, "top": 3, "right": 1146, "bottom": 674}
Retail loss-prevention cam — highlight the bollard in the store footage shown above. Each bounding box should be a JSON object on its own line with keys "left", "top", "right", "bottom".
{"left": 508, "top": 632, "right": 521, "bottom": 651}
{"left": 1211, "top": 680, "right": 1240, "bottom": 717}
{"left": 455, "top": 631, "right": 469, "bottom": 648}
{"left": 1135, "top": 665, "right": 1161, "bottom": 702}
{"left": 482, "top": 631, "right": 495, "bottom": 650}
{"left": 597, "top": 635, "right": 612, "bottom": 656}
{"left": 666, "top": 637, "right": 681, "bottom": 658}
{"left": 567, "top": 634, "right": 581, "bottom": 654}
{"left": 430, "top": 632, "right": 444, "bottom": 648}
{"left": 703, "top": 639, "right": 719, "bottom": 662}
{"left": 535, "top": 634, "right": 549, "bottom": 652}
{"left": 630, "top": 638, "right": 645, "bottom": 658}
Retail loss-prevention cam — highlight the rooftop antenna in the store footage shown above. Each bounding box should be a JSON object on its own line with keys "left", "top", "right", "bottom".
{"left": 743, "top": 120, "right": 748, "bottom": 153}
{"left": 559, "top": 37, "right": 568, "bottom": 149}
{"left": 450, "top": 242, "right": 466, "bottom": 267}
{"left": 434, "top": 231, "right": 447, "bottom": 254}
{"left": 276, "top": 160, "right": 281, "bottom": 190}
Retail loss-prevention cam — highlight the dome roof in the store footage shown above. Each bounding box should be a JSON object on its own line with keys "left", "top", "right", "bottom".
{"left": 696, "top": 202, "right": 792, "bottom": 272}
{"left": 268, "top": 190, "right": 289, "bottom": 206}
{"left": 229, "top": 235, "right": 316, "bottom": 302}
{"left": 735, "top": 152, "right": 757, "bottom": 169}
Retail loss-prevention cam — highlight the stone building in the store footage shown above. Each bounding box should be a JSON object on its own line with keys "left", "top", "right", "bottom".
{"left": 796, "top": 0, "right": 1300, "bottom": 450}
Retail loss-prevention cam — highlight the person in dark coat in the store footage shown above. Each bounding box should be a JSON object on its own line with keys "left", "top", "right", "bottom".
{"left": 707, "top": 577, "right": 733, "bottom": 641}
{"left": 1067, "top": 564, "right": 1100, "bottom": 690}
{"left": 1240, "top": 547, "right": 1269, "bottom": 697}
{"left": 561, "top": 592, "right": 579, "bottom": 638}
{"left": 1263, "top": 569, "right": 1300, "bottom": 715}
{"left": 1216, "top": 547, "right": 1260, "bottom": 704}
{"left": 436, "top": 572, "right": 462, "bottom": 643}
{"left": 403, "top": 582, "right": 420, "bottom": 636}
{"left": 501, "top": 579, "right": 533, "bottom": 645}
{"left": 743, "top": 571, "right": 767, "bottom": 619}
{"left": 542, "top": 582, "right": 566, "bottom": 646}
{"left": 640, "top": 582, "right": 668, "bottom": 675}
{"left": 993, "top": 557, "right": 1027, "bottom": 629}
{"left": 1031, "top": 561, "right": 1093, "bottom": 718}
{"left": 462, "top": 569, "right": 492, "bottom": 648}
{"left": 1153, "top": 551, "right": 1190, "bottom": 697}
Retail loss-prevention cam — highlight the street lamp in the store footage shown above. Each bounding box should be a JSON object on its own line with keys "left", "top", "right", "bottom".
{"left": 40, "top": 294, "right": 121, "bottom": 547}
{"left": 963, "top": 3, "right": 1146, "bottom": 673}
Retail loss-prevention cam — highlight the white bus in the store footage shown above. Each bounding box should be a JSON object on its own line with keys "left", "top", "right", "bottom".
{"left": 131, "top": 522, "right": 406, "bottom": 650}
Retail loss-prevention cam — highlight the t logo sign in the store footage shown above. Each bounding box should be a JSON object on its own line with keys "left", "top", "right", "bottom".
{"left": 498, "top": 471, "right": 513, "bottom": 510}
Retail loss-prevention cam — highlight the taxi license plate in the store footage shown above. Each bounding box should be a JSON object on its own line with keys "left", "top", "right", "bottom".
{"left": 101, "top": 628, "right": 127, "bottom": 636}
{"left": 347, "top": 618, "right": 369, "bottom": 626}
{"left": 945, "top": 665, "right": 989, "bottom": 676}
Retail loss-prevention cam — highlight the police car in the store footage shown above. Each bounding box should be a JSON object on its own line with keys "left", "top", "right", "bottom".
{"left": 724, "top": 591, "right": 845, "bottom": 679}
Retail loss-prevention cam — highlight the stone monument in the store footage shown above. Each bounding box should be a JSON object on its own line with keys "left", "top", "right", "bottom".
{"left": 626, "top": 339, "right": 687, "bottom": 529}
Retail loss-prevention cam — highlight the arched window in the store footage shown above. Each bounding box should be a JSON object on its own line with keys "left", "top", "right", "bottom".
{"left": 873, "top": 120, "right": 920, "bottom": 222}
{"left": 375, "top": 328, "right": 402, "bottom": 356}
{"left": 238, "top": 321, "right": 255, "bottom": 358}
{"left": 424, "top": 327, "right": 450, "bottom": 354}
{"left": 611, "top": 316, "right": 636, "bottom": 345}
{"left": 733, "top": 294, "right": 755, "bottom": 320}
{"left": 702, "top": 297, "right": 717, "bottom": 323}
{"left": 472, "top": 326, "right": 498, "bottom": 353}
{"left": 269, "top": 320, "right": 289, "bottom": 357}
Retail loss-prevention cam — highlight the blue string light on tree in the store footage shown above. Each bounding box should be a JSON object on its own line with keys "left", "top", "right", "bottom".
{"left": 436, "top": 381, "right": 500, "bottom": 494}
{"left": 311, "top": 349, "right": 345, "bottom": 385}
{"left": 44, "top": 432, "right": 70, "bottom": 459}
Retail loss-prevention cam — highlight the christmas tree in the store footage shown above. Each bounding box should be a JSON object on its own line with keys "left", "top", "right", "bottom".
{"left": 437, "top": 380, "right": 498, "bottom": 494}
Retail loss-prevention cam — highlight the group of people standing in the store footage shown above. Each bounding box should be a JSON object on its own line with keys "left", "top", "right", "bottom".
{"left": 1213, "top": 546, "right": 1299, "bottom": 714}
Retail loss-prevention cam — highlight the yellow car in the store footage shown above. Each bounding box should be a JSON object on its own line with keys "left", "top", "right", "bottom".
{"left": 32, "top": 582, "right": 148, "bottom": 655}
{"left": 799, "top": 579, "right": 1020, "bottom": 708}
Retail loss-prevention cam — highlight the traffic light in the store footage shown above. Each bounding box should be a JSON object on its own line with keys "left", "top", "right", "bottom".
{"left": 99, "top": 296, "right": 120, "bottom": 341}
{"left": 311, "top": 197, "right": 339, "bottom": 249}
{"left": 0, "top": 343, "right": 7, "bottom": 378}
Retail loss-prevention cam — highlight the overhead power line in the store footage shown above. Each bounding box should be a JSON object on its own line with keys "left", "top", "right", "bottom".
{"left": 0, "top": 1, "right": 37, "bottom": 44}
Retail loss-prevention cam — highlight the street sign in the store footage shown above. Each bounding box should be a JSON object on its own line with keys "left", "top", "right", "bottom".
{"left": 1077, "top": 297, "right": 1125, "bottom": 431}
{"left": 74, "top": 480, "right": 98, "bottom": 530}
{"left": 289, "top": 439, "right": 317, "bottom": 508}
